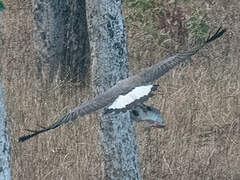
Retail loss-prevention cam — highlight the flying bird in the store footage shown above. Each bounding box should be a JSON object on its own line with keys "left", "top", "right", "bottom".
{"left": 19, "top": 27, "right": 226, "bottom": 142}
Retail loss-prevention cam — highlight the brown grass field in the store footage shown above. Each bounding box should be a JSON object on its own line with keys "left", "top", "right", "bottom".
{"left": 0, "top": 0, "right": 239, "bottom": 179}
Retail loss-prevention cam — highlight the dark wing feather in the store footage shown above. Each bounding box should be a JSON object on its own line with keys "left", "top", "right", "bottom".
{"left": 19, "top": 113, "right": 77, "bottom": 142}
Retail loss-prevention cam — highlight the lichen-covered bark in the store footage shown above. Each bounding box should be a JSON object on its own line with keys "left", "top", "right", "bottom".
{"left": 0, "top": 83, "right": 10, "bottom": 180}
{"left": 32, "top": 0, "right": 90, "bottom": 83}
{"left": 87, "top": 0, "right": 140, "bottom": 179}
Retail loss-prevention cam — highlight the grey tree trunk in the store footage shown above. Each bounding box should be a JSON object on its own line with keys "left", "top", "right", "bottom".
{"left": 0, "top": 83, "right": 11, "bottom": 180}
{"left": 87, "top": 1, "right": 140, "bottom": 179}
{"left": 32, "top": 0, "right": 90, "bottom": 83}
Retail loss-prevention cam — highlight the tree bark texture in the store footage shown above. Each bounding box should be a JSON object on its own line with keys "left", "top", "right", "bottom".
{"left": 0, "top": 83, "right": 10, "bottom": 180}
{"left": 87, "top": 1, "right": 140, "bottom": 179}
{"left": 32, "top": 0, "right": 90, "bottom": 83}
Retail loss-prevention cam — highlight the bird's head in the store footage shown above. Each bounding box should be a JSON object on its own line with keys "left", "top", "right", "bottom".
{"left": 130, "top": 104, "right": 165, "bottom": 129}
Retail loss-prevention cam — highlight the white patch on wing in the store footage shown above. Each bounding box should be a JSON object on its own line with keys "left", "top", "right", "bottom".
{"left": 108, "top": 85, "right": 153, "bottom": 110}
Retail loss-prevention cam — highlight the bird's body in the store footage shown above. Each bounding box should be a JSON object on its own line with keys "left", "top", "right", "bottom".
{"left": 19, "top": 27, "right": 226, "bottom": 142}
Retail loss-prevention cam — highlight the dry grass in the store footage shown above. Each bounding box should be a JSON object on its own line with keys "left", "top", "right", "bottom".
{"left": 0, "top": 0, "right": 239, "bottom": 180}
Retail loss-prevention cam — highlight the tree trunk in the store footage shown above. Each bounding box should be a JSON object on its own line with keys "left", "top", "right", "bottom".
{"left": 0, "top": 83, "right": 10, "bottom": 180}
{"left": 87, "top": 1, "right": 140, "bottom": 179}
{"left": 32, "top": 0, "right": 90, "bottom": 83}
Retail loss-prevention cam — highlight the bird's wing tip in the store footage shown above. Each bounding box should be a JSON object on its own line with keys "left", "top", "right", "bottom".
{"left": 206, "top": 27, "right": 226, "bottom": 43}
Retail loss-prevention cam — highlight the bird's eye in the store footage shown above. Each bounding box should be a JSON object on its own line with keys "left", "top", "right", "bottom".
{"left": 146, "top": 106, "right": 152, "bottom": 111}
{"left": 132, "top": 110, "right": 139, "bottom": 116}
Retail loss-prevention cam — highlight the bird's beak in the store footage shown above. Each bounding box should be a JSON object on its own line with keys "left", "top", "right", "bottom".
{"left": 152, "top": 124, "right": 165, "bottom": 128}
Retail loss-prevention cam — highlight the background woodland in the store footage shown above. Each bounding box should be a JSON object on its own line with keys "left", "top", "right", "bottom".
{"left": 0, "top": 0, "right": 239, "bottom": 179}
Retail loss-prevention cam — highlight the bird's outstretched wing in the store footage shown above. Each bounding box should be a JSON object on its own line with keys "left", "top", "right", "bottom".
{"left": 136, "top": 27, "right": 226, "bottom": 84}
{"left": 18, "top": 84, "right": 132, "bottom": 142}
{"left": 19, "top": 83, "right": 158, "bottom": 142}
{"left": 19, "top": 27, "right": 226, "bottom": 142}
